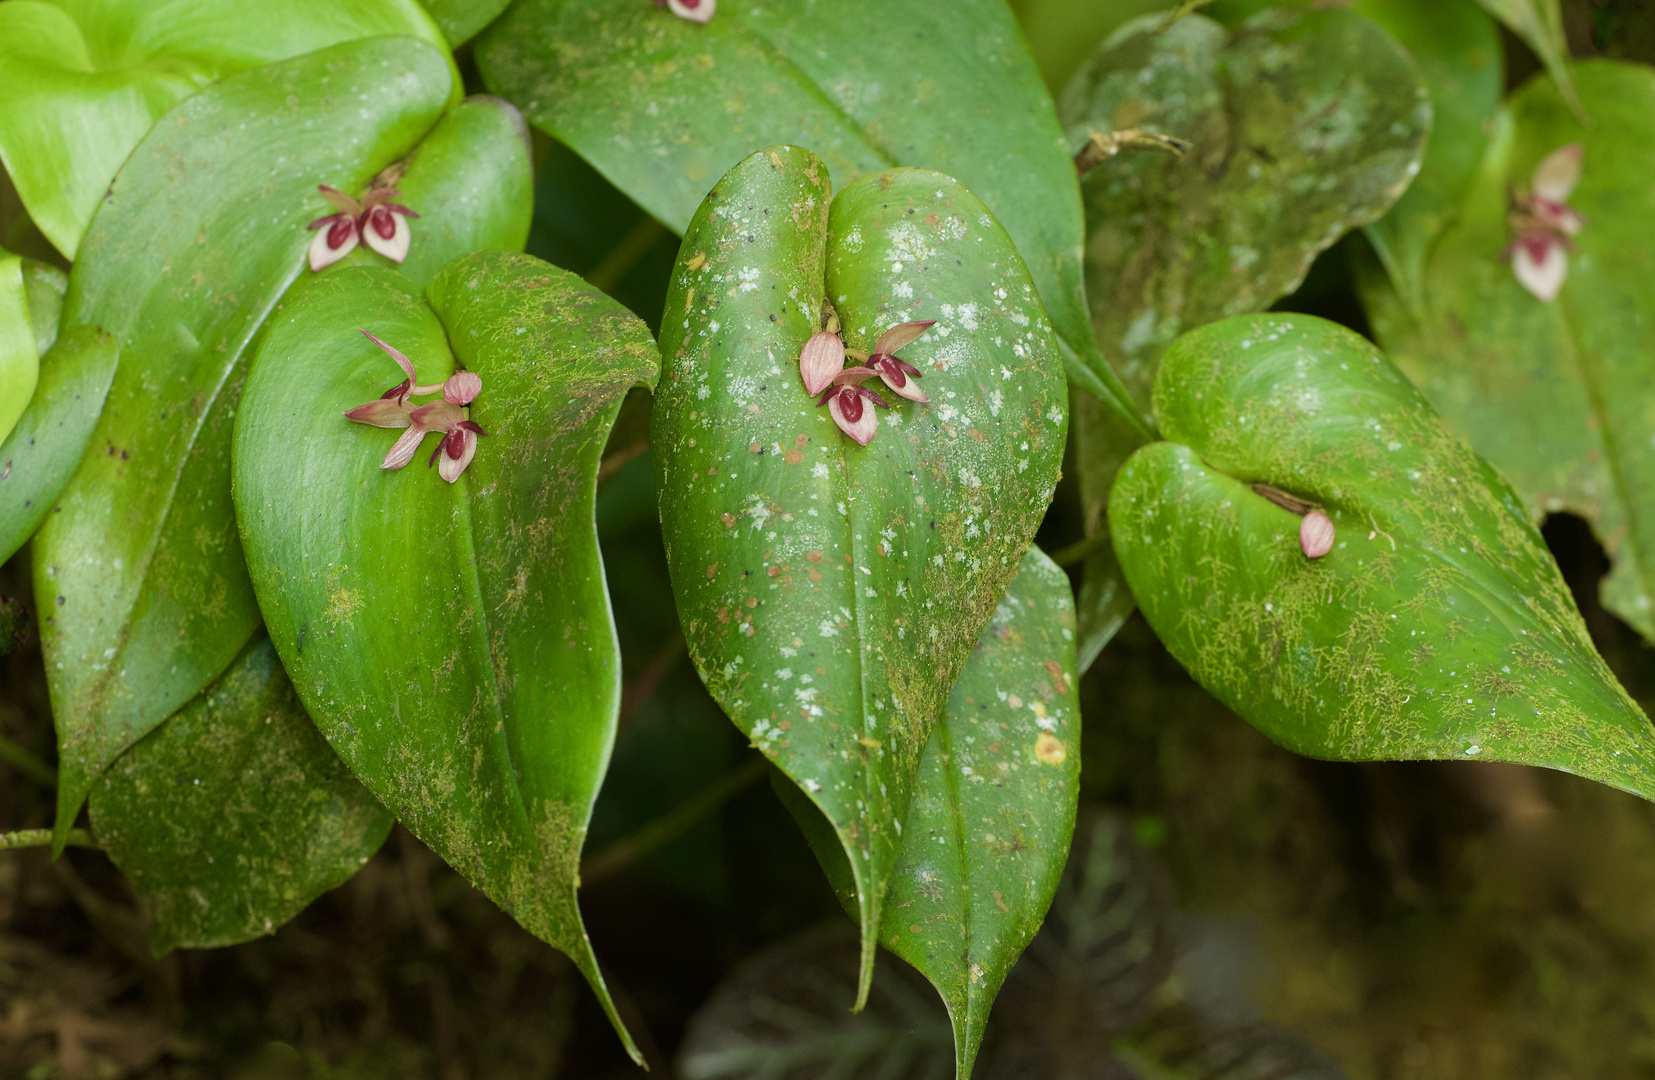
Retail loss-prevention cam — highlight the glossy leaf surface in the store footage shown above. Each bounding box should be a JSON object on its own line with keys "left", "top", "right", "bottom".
{"left": 0, "top": 325, "right": 117, "bottom": 565}
{"left": 783, "top": 550, "right": 1081, "bottom": 1075}
{"left": 476, "top": 0, "right": 1143, "bottom": 428}
{"left": 34, "top": 40, "right": 537, "bottom": 849}
{"left": 419, "top": 0, "right": 513, "bottom": 46}
{"left": 1060, "top": 8, "right": 1430, "bottom": 407}
{"left": 0, "top": 254, "right": 37, "bottom": 446}
{"left": 653, "top": 147, "right": 1068, "bottom": 1001}
{"left": 1109, "top": 314, "right": 1655, "bottom": 798}
{"left": 1361, "top": 62, "right": 1655, "bottom": 644}
{"left": 1195, "top": 0, "right": 1501, "bottom": 311}
{"left": 88, "top": 634, "right": 392, "bottom": 954}
{"left": 20, "top": 257, "right": 66, "bottom": 356}
{"left": 0, "top": 0, "right": 453, "bottom": 259}
{"left": 234, "top": 255, "right": 659, "bottom": 1059}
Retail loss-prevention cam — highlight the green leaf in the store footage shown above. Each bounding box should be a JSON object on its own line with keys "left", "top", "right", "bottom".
{"left": 0, "top": 253, "right": 38, "bottom": 446}
{"left": 418, "top": 0, "right": 513, "bottom": 46}
{"left": 1473, "top": 0, "right": 1585, "bottom": 122}
{"left": 34, "top": 40, "right": 534, "bottom": 851}
{"left": 20, "top": 256, "right": 67, "bottom": 356}
{"left": 0, "top": 325, "right": 118, "bottom": 565}
{"left": 1060, "top": 7, "right": 1430, "bottom": 409}
{"left": 0, "top": 0, "right": 454, "bottom": 259}
{"left": 87, "top": 633, "right": 392, "bottom": 954}
{"left": 1108, "top": 313, "right": 1655, "bottom": 798}
{"left": 475, "top": 0, "right": 1148, "bottom": 435}
{"left": 780, "top": 547, "right": 1081, "bottom": 1076}
{"left": 1359, "top": 61, "right": 1655, "bottom": 644}
{"left": 233, "top": 254, "right": 660, "bottom": 1061}
{"left": 1354, "top": 0, "right": 1503, "bottom": 315}
{"left": 652, "top": 147, "right": 1069, "bottom": 1004}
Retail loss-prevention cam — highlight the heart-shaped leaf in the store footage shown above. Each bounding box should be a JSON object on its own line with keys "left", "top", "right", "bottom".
{"left": 0, "top": 0, "right": 454, "bottom": 259}
{"left": 1108, "top": 313, "right": 1655, "bottom": 797}
{"left": 233, "top": 253, "right": 660, "bottom": 1060}
{"left": 1059, "top": 7, "right": 1430, "bottom": 408}
{"left": 1360, "top": 61, "right": 1655, "bottom": 644}
{"left": 652, "top": 146, "right": 1068, "bottom": 1002}
{"left": 475, "top": 0, "right": 1147, "bottom": 434}
{"left": 87, "top": 632, "right": 393, "bottom": 953}
{"left": 1060, "top": 6, "right": 1430, "bottom": 666}
{"left": 33, "top": 42, "right": 533, "bottom": 849}
{"left": 779, "top": 548, "right": 1082, "bottom": 1076}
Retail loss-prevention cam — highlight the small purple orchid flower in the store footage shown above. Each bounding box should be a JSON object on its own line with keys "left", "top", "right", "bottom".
{"left": 344, "top": 329, "right": 487, "bottom": 483}
{"left": 861, "top": 320, "right": 935, "bottom": 403}
{"left": 308, "top": 186, "right": 420, "bottom": 272}
{"left": 817, "top": 367, "right": 890, "bottom": 446}
{"left": 1507, "top": 144, "right": 1585, "bottom": 303}
{"left": 655, "top": 0, "right": 714, "bottom": 22}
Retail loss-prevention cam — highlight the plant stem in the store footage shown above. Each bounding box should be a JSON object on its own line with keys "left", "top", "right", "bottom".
{"left": 0, "top": 731, "right": 56, "bottom": 788}
{"left": 586, "top": 216, "right": 668, "bottom": 294}
{"left": 1050, "top": 531, "right": 1113, "bottom": 569}
{"left": 581, "top": 755, "right": 769, "bottom": 887}
{"left": 0, "top": 827, "right": 97, "bottom": 852}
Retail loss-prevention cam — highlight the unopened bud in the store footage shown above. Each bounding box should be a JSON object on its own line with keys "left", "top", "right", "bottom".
{"left": 1300, "top": 510, "right": 1335, "bottom": 559}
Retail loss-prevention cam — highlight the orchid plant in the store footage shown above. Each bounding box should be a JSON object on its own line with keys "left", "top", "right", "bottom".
{"left": 344, "top": 329, "right": 487, "bottom": 482}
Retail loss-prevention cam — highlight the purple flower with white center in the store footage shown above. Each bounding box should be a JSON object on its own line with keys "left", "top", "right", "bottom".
{"left": 817, "top": 367, "right": 890, "bottom": 446}
{"left": 1507, "top": 143, "right": 1586, "bottom": 303}
{"left": 861, "top": 320, "right": 935, "bottom": 403}
{"left": 344, "top": 329, "right": 487, "bottom": 482}
{"left": 308, "top": 186, "right": 420, "bottom": 272}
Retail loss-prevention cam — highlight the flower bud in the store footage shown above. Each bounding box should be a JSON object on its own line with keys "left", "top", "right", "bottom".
{"left": 799, "top": 330, "right": 846, "bottom": 396}
{"left": 1300, "top": 510, "right": 1335, "bottom": 559}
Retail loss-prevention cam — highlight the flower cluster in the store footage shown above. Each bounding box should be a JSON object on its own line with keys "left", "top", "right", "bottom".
{"left": 656, "top": 0, "right": 713, "bottom": 22}
{"left": 799, "top": 318, "right": 935, "bottom": 445}
{"left": 308, "top": 185, "right": 419, "bottom": 272}
{"left": 1508, "top": 143, "right": 1585, "bottom": 303}
{"left": 344, "top": 330, "right": 486, "bottom": 483}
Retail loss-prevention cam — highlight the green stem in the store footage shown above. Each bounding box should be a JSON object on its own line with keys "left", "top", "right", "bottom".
{"left": 0, "top": 731, "right": 56, "bottom": 788}
{"left": 1050, "top": 531, "right": 1114, "bottom": 569}
{"left": 0, "top": 827, "right": 97, "bottom": 852}
{"left": 586, "top": 216, "right": 669, "bottom": 294}
{"left": 581, "top": 755, "right": 769, "bottom": 886}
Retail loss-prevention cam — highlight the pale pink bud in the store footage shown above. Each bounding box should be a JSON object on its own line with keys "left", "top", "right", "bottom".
{"left": 799, "top": 331, "right": 845, "bottom": 396}
{"left": 1300, "top": 510, "right": 1335, "bottom": 558}
{"left": 443, "top": 370, "right": 482, "bottom": 405}
{"left": 665, "top": 0, "right": 714, "bottom": 21}
{"left": 1531, "top": 143, "right": 1582, "bottom": 205}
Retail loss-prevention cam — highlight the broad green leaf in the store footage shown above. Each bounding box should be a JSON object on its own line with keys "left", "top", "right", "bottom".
{"left": 1108, "top": 313, "right": 1655, "bottom": 798}
{"left": 1473, "top": 0, "right": 1584, "bottom": 121}
{"left": 34, "top": 41, "right": 534, "bottom": 851}
{"left": 475, "top": 0, "right": 1147, "bottom": 435}
{"left": 1360, "top": 62, "right": 1655, "bottom": 642}
{"left": 1351, "top": 0, "right": 1503, "bottom": 316}
{"left": 1199, "top": 0, "right": 1503, "bottom": 310}
{"left": 0, "top": 325, "right": 117, "bottom": 564}
{"left": 652, "top": 147, "right": 1068, "bottom": 1003}
{"left": 233, "top": 254, "right": 660, "bottom": 1060}
{"left": 1059, "top": 7, "right": 1430, "bottom": 408}
{"left": 0, "top": 253, "right": 38, "bottom": 445}
{"left": 87, "top": 633, "right": 392, "bottom": 954}
{"left": 419, "top": 0, "right": 513, "bottom": 46}
{"left": 781, "top": 549, "right": 1082, "bottom": 1076}
{"left": 1059, "top": 7, "right": 1429, "bottom": 666}
{"left": 0, "top": 0, "right": 454, "bottom": 259}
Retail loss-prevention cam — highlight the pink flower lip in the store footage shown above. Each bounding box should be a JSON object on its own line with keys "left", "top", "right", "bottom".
{"left": 660, "top": 0, "right": 715, "bottom": 21}
{"left": 308, "top": 185, "right": 420, "bottom": 271}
